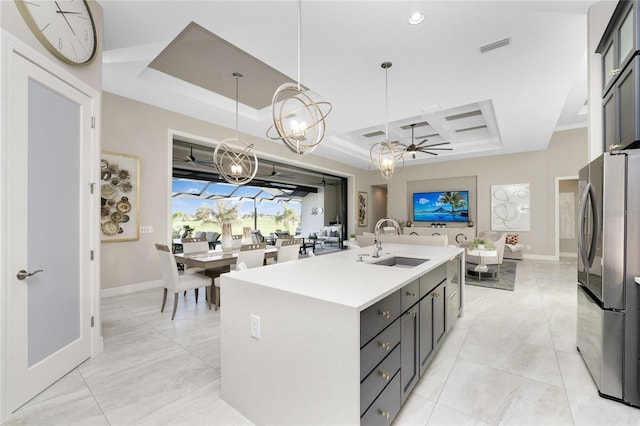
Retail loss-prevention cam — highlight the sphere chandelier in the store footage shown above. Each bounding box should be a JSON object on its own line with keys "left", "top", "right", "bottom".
{"left": 370, "top": 62, "right": 403, "bottom": 179}
{"left": 267, "top": 0, "right": 332, "bottom": 155}
{"left": 214, "top": 73, "right": 258, "bottom": 185}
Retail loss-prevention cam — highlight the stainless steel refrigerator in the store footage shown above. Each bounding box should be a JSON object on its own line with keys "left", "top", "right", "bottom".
{"left": 577, "top": 151, "right": 640, "bottom": 407}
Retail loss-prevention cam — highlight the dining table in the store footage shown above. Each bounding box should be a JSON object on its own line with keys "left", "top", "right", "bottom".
{"left": 174, "top": 246, "right": 278, "bottom": 270}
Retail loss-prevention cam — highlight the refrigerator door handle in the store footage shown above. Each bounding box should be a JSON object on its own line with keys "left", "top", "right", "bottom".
{"left": 578, "top": 182, "right": 590, "bottom": 268}
{"left": 586, "top": 182, "right": 599, "bottom": 266}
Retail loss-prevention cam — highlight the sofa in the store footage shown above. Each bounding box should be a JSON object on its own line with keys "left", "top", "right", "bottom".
{"left": 315, "top": 225, "right": 342, "bottom": 247}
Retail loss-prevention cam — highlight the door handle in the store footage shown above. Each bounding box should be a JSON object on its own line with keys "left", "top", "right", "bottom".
{"left": 16, "top": 269, "right": 43, "bottom": 280}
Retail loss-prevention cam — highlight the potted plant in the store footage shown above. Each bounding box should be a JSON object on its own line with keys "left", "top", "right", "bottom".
{"left": 470, "top": 238, "right": 495, "bottom": 251}
{"left": 349, "top": 233, "right": 356, "bottom": 242}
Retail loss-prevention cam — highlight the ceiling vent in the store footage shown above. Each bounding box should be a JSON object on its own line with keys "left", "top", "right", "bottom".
{"left": 479, "top": 37, "right": 511, "bottom": 54}
{"left": 363, "top": 130, "right": 385, "bottom": 138}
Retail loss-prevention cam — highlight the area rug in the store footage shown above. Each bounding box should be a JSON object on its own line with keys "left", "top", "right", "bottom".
{"left": 465, "top": 260, "right": 517, "bottom": 291}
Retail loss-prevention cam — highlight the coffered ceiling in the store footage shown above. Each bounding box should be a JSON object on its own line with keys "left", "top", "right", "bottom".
{"left": 100, "top": 1, "right": 597, "bottom": 170}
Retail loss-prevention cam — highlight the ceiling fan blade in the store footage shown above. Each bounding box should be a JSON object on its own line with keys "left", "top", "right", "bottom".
{"left": 417, "top": 147, "right": 453, "bottom": 151}
{"left": 416, "top": 139, "right": 450, "bottom": 147}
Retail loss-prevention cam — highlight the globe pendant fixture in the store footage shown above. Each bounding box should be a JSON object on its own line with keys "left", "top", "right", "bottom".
{"left": 214, "top": 73, "right": 258, "bottom": 185}
{"left": 370, "top": 62, "right": 403, "bottom": 179}
{"left": 267, "top": 0, "right": 332, "bottom": 155}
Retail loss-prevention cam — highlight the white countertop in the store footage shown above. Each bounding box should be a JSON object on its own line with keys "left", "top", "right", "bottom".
{"left": 223, "top": 243, "right": 464, "bottom": 311}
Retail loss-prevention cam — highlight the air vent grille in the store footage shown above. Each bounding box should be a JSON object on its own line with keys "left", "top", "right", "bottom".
{"left": 479, "top": 37, "right": 511, "bottom": 54}
{"left": 363, "top": 130, "right": 385, "bottom": 138}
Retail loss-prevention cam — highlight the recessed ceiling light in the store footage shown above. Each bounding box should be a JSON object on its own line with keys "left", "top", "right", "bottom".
{"left": 408, "top": 11, "right": 425, "bottom": 25}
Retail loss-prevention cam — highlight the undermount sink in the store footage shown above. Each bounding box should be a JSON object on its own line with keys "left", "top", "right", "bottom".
{"left": 371, "top": 256, "right": 429, "bottom": 268}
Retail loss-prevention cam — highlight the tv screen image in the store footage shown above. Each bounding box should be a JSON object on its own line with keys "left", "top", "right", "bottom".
{"left": 413, "top": 191, "right": 469, "bottom": 222}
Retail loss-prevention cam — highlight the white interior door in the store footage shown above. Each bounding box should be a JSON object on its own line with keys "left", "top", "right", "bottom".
{"left": 5, "top": 53, "right": 94, "bottom": 413}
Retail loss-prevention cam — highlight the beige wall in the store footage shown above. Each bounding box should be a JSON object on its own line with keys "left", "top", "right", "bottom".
{"left": 366, "top": 127, "right": 588, "bottom": 258}
{"left": 101, "top": 92, "right": 368, "bottom": 289}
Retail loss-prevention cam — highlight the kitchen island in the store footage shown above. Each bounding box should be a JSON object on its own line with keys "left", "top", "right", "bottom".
{"left": 220, "top": 243, "right": 464, "bottom": 425}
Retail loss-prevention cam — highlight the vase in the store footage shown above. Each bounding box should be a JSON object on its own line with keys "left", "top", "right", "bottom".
{"left": 242, "top": 226, "right": 252, "bottom": 245}
{"left": 221, "top": 222, "right": 233, "bottom": 252}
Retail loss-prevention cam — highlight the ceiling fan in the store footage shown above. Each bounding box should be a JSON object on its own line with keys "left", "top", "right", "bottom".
{"left": 395, "top": 124, "right": 453, "bottom": 159}
{"left": 173, "top": 145, "right": 215, "bottom": 167}
{"left": 313, "top": 176, "right": 337, "bottom": 187}
{"left": 258, "top": 164, "right": 295, "bottom": 179}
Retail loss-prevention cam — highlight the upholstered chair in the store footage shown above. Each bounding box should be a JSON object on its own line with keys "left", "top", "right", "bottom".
{"left": 276, "top": 239, "right": 301, "bottom": 263}
{"left": 155, "top": 244, "right": 212, "bottom": 320}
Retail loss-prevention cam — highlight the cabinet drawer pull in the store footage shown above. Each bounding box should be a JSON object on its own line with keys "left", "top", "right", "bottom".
{"left": 379, "top": 310, "right": 391, "bottom": 319}
{"left": 379, "top": 410, "right": 390, "bottom": 419}
{"left": 406, "top": 291, "right": 416, "bottom": 297}
{"left": 449, "top": 290, "right": 457, "bottom": 300}
{"left": 409, "top": 310, "right": 416, "bottom": 318}
{"left": 608, "top": 68, "right": 622, "bottom": 77}
{"left": 433, "top": 292, "right": 440, "bottom": 298}
{"left": 379, "top": 371, "right": 391, "bottom": 381}
{"left": 379, "top": 341, "right": 391, "bottom": 351}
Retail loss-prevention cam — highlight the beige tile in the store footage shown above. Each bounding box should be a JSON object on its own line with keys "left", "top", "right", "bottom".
{"left": 394, "top": 393, "right": 435, "bottom": 426}
{"left": 438, "top": 359, "right": 573, "bottom": 425}
{"left": 566, "top": 390, "right": 640, "bottom": 426}
{"left": 426, "top": 403, "right": 491, "bottom": 426}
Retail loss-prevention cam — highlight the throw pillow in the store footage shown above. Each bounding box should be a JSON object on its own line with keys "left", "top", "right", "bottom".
{"left": 505, "top": 234, "right": 519, "bottom": 245}
{"left": 329, "top": 230, "right": 338, "bottom": 237}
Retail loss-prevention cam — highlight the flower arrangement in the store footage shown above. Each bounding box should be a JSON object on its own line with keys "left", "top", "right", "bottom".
{"left": 469, "top": 238, "right": 495, "bottom": 251}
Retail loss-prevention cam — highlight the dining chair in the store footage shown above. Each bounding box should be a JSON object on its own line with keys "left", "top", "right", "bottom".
{"left": 180, "top": 236, "right": 210, "bottom": 299}
{"left": 276, "top": 238, "right": 301, "bottom": 263}
{"left": 155, "top": 243, "right": 212, "bottom": 320}
{"left": 213, "top": 243, "right": 266, "bottom": 310}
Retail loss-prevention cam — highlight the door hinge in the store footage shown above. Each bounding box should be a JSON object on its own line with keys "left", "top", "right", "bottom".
{"left": 91, "top": 316, "right": 94, "bottom": 327}
{"left": 90, "top": 250, "right": 94, "bottom": 261}
{"left": 91, "top": 116, "right": 96, "bottom": 128}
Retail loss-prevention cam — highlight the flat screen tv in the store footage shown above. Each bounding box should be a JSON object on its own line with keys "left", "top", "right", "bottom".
{"left": 413, "top": 191, "right": 469, "bottom": 222}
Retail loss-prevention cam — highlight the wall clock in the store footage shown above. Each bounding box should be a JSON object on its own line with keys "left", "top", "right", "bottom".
{"left": 15, "top": 0, "right": 97, "bottom": 65}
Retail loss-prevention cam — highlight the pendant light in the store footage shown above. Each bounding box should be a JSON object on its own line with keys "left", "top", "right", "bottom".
{"left": 267, "top": 0, "right": 332, "bottom": 155}
{"left": 214, "top": 72, "right": 259, "bottom": 185}
{"left": 370, "top": 62, "right": 403, "bottom": 179}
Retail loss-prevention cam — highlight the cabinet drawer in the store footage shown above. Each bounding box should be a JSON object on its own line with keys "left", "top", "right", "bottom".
{"left": 419, "top": 263, "right": 447, "bottom": 298}
{"left": 360, "top": 319, "right": 400, "bottom": 380}
{"left": 360, "top": 372, "right": 401, "bottom": 426}
{"left": 401, "top": 279, "right": 420, "bottom": 312}
{"left": 360, "top": 345, "right": 400, "bottom": 416}
{"left": 360, "top": 290, "right": 401, "bottom": 346}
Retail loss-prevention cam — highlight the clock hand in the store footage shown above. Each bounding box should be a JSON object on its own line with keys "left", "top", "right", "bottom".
{"left": 55, "top": 11, "right": 82, "bottom": 15}
{"left": 54, "top": 1, "right": 75, "bottom": 36}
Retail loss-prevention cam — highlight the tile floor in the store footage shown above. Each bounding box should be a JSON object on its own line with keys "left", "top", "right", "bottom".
{"left": 5, "top": 260, "right": 640, "bottom": 425}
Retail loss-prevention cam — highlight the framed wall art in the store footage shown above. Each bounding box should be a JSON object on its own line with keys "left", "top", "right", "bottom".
{"left": 491, "top": 183, "right": 530, "bottom": 231}
{"left": 100, "top": 151, "right": 140, "bottom": 242}
{"left": 358, "top": 191, "right": 367, "bottom": 227}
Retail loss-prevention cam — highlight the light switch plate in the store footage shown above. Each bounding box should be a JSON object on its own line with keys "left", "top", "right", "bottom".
{"left": 140, "top": 226, "right": 153, "bottom": 234}
{"left": 250, "top": 314, "right": 260, "bottom": 339}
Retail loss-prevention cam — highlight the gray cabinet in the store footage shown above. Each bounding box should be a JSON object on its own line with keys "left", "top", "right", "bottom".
{"left": 360, "top": 259, "right": 460, "bottom": 424}
{"left": 400, "top": 304, "right": 419, "bottom": 403}
{"left": 603, "top": 56, "right": 640, "bottom": 152}
{"left": 419, "top": 281, "right": 446, "bottom": 374}
{"left": 598, "top": 0, "right": 639, "bottom": 95}
{"left": 598, "top": 0, "right": 640, "bottom": 152}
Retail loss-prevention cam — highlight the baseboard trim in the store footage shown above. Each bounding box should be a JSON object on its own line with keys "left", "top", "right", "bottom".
{"left": 101, "top": 279, "right": 163, "bottom": 298}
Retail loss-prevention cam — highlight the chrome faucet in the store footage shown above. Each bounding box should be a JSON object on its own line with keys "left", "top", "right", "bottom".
{"left": 372, "top": 218, "right": 401, "bottom": 257}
